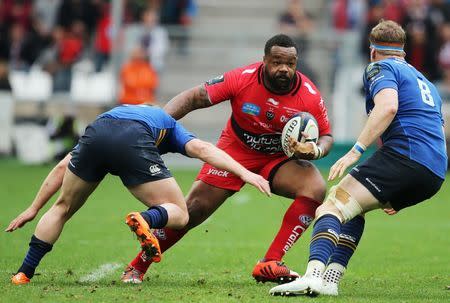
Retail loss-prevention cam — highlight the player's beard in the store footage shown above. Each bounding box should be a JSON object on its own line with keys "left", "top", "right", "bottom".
{"left": 264, "top": 69, "right": 295, "bottom": 93}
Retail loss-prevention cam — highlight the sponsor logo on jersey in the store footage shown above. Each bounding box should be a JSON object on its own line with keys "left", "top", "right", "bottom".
{"left": 282, "top": 225, "right": 306, "bottom": 253}
{"left": 280, "top": 115, "right": 289, "bottom": 123}
{"left": 149, "top": 164, "right": 161, "bottom": 175}
{"left": 242, "top": 68, "right": 257, "bottom": 74}
{"left": 299, "top": 215, "right": 313, "bottom": 227}
{"left": 267, "top": 98, "right": 279, "bottom": 106}
{"left": 206, "top": 74, "right": 224, "bottom": 85}
{"left": 242, "top": 103, "right": 261, "bottom": 116}
{"left": 207, "top": 168, "right": 229, "bottom": 177}
{"left": 266, "top": 111, "right": 275, "bottom": 121}
{"left": 365, "top": 63, "right": 381, "bottom": 81}
{"left": 304, "top": 82, "right": 317, "bottom": 95}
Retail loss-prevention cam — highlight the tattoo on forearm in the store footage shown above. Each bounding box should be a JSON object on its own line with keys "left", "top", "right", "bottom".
{"left": 165, "top": 85, "right": 212, "bottom": 120}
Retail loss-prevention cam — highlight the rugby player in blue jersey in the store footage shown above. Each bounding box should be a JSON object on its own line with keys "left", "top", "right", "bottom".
{"left": 270, "top": 20, "right": 447, "bottom": 297}
{"left": 7, "top": 104, "right": 271, "bottom": 285}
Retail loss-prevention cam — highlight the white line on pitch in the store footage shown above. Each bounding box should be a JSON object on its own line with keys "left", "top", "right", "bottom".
{"left": 78, "top": 263, "right": 122, "bottom": 283}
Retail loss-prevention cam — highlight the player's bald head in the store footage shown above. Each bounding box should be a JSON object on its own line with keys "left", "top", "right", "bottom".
{"left": 264, "top": 34, "right": 298, "bottom": 57}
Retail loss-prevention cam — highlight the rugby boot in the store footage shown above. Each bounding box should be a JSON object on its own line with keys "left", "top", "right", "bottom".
{"left": 269, "top": 275, "right": 322, "bottom": 297}
{"left": 125, "top": 212, "right": 162, "bottom": 263}
{"left": 11, "top": 272, "right": 30, "bottom": 285}
{"left": 252, "top": 260, "right": 299, "bottom": 284}
{"left": 121, "top": 265, "right": 144, "bottom": 284}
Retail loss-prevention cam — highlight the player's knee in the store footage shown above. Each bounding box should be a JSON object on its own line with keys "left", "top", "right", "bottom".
{"left": 297, "top": 172, "right": 326, "bottom": 202}
{"left": 52, "top": 198, "right": 73, "bottom": 220}
{"left": 185, "top": 197, "right": 208, "bottom": 229}
{"left": 316, "top": 186, "right": 363, "bottom": 223}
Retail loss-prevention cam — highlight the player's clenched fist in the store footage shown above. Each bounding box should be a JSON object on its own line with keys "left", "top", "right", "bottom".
{"left": 288, "top": 137, "right": 319, "bottom": 160}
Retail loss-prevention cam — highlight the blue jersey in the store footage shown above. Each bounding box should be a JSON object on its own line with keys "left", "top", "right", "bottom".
{"left": 98, "top": 105, "right": 196, "bottom": 155}
{"left": 363, "top": 57, "right": 447, "bottom": 179}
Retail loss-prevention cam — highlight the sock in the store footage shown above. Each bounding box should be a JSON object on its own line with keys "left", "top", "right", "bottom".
{"left": 140, "top": 206, "right": 168, "bottom": 229}
{"left": 323, "top": 262, "right": 345, "bottom": 286}
{"left": 263, "top": 196, "right": 320, "bottom": 261}
{"left": 130, "top": 227, "right": 188, "bottom": 273}
{"left": 329, "top": 215, "right": 365, "bottom": 267}
{"left": 308, "top": 214, "right": 341, "bottom": 265}
{"left": 17, "top": 235, "right": 53, "bottom": 278}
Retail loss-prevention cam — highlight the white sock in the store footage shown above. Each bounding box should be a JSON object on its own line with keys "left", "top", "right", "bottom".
{"left": 323, "top": 262, "right": 346, "bottom": 285}
{"left": 305, "top": 260, "right": 326, "bottom": 278}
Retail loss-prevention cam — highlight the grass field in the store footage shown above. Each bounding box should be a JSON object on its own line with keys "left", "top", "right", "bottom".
{"left": 0, "top": 158, "right": 449, "bottom": 302}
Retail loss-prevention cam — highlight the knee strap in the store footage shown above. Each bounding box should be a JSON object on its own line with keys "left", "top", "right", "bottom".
{"left": 326, "top": 186, "right": 363, "bottom": 223}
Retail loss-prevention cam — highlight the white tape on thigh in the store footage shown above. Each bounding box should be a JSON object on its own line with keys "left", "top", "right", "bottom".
{"left": 328, "top": 186, "right": 363, "bottom": 223}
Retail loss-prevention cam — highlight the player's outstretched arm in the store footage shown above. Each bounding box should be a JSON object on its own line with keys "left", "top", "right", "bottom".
{"left": 329, "top": 88, "right": 398, "bottom": 181}
{"left": 163, "top": 85, "right": 213, "bottom": 120}
{"left": 5, "top": 153, "right": 71, "bottom": 232}
{"left": 185, "top": 139, "right": 271, "bottom": 196}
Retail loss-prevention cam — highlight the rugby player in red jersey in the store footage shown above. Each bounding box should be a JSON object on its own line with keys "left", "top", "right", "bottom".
{"left": 122, "top": 34, "right": 334, "bottom": 284}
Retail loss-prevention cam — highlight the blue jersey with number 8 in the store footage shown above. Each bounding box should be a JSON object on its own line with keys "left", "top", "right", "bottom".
{"left": 363, "top": 57, "right": 447, "bottom": 179}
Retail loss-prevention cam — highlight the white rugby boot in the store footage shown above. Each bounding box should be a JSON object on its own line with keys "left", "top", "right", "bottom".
{"left": 320, "top": 262, "right": 345, "bottom": 296}
{"left": 269, "top": 260, "right": 325, "bottom": 296}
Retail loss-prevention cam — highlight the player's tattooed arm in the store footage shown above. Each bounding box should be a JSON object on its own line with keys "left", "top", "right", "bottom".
{"left": 164, "top": 84, "right": 213, "bottom": 120}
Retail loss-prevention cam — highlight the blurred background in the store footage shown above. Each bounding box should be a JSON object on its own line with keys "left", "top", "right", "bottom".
{"left": 0, "top": 0, "right": 449, "bottom": 167}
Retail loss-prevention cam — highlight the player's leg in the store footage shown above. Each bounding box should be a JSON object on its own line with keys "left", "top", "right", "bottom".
{"left": 253, "top": 159, "right": 325, "bottom": 284}
{"left": 123, "top": 180, "right": 235, "bottom": 283}
{"left": 321, "top": 214, "right": 365, "bottom": 296}
{"left": 269, "top": 175, "right": 377, "bottom": 296}
{"left": 12, "top": 169, "right": 99, "bottom": 284}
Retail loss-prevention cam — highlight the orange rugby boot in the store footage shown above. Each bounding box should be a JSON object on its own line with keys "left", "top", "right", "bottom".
{"left": 11, "top": 272, "right": 30, "bottom": 285}
{"left": 121, "top": 265, "right": 144, "bottom": 284}
{"left": 125, "top": 212, "right": 162, "bottom": 263}
{"left": 252, "top": 260, "right": 300, "bottom": 284}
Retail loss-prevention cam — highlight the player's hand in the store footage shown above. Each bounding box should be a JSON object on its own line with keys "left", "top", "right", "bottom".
{"left": 5, "top": 206, "right": 38, "bottom": 232}
{"left": 383, "top": 208, "right": 397, "bottom": 215}
{"left": 288, "top": 137, "right": 318, "bottom": 160}
{"left": 328, "top": 149, "right": 361, "bottom": 181}
{"left": 241, "top": 172, "right": 271, "bottom": 197}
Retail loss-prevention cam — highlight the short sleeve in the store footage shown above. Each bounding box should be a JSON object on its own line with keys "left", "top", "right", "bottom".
{"left": 166, "top": 122, "right": 197, "bottom": 155}
{"left": 204, "top": 69, "right": 240, "bottom": 104}
{"left": 364, "top": 62, "right": 398, "bottom": 99}
{"left": 309, "top": 96, "right": 332, "bottom": 136}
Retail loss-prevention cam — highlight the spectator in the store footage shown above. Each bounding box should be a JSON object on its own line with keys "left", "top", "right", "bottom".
{"left": 160, "top": 0, "right": 196, "bottom": 55}
{"left": 139, "top": 8, "right": 169, "bottom": 73}
{"left": 436, "top": 22, "right": 450, "bottom": 101}
{"left": 93, "top": 2, "right": 112, "bottom": 72}
{"left": 0, "top": 0, "right": 33, "bottom": 31}
{"left": 38, "top": 23, "right": 84, "bottom": 92}
{"left": 403, "top": 0, "right": 440, "bottom": 80}
{"left": 56, "top": 0, "right": 99, "bottom": 35}
{"left": 119, "top": 46, "right": 159, "bottom": 105}
{"left": 32, "top": 0, "right": 62, "bottom": 38}
{"left": 0, "top": 60, "right": 12, "bottom": 91}
{"left": 279, "top": 0, "right": 317, "bottom": 83}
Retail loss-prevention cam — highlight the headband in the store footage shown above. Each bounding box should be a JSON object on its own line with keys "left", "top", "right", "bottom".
{"left": 370, "top": 41, "right": 404, "bottom": 52}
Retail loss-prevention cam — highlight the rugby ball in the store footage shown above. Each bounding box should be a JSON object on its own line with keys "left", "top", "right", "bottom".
{"left": 281, "top": 112, "right": 319, "bottom": 157}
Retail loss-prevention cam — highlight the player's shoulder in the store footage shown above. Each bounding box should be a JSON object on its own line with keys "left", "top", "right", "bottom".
{"left": 297, "top": 72, "right": 322, "bottom": 99}
{"left": 230, "top": 61, "right": 262, "bottom": 79}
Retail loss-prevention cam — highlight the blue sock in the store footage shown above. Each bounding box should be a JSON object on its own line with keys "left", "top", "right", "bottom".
{"left": 140, "top": 206, "right": 168, "bottom": 229}
{"left": 309, "top": 214, "right": 341, "bottom": 264}
{"left": 17, "top": 235, "right": 53, "bottom": 278}
{"left": 329, "top": 215, "right": 365, "bottom": 267}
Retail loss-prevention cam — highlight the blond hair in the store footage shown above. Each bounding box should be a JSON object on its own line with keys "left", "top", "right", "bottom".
{"left": 369, "top": 20, "right": 406, "bottom": 56}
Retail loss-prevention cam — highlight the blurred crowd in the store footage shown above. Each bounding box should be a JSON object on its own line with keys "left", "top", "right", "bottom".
{"left": 278, "top": 0, "right": 450, "bottom": 102}
{"left": 0, "top": 0, "right": 197, "bottom": 105}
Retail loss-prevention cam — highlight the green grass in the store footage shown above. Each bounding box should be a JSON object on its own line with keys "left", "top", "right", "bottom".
{"left": 0, "top": 159, "right": 449, "bottom": 302}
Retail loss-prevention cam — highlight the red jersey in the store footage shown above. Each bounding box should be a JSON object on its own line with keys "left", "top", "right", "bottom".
{"left": 204, "top": 62, "right": 331, "bottom": 154}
